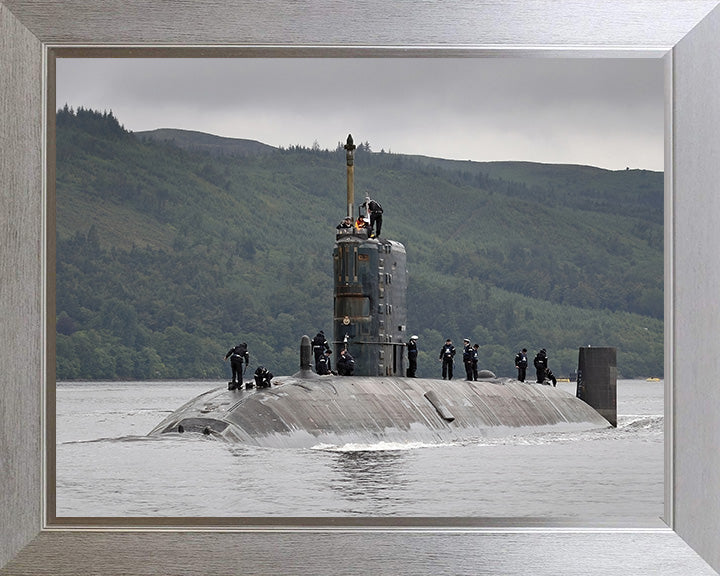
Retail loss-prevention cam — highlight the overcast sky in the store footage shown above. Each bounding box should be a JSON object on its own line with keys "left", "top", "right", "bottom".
{"left": 56, "top": 58, "right": 664, "bottom": 171}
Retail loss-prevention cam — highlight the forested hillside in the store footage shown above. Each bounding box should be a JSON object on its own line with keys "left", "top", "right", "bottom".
{"left": 55, "top": 107, "right": 663, "bottom": 380}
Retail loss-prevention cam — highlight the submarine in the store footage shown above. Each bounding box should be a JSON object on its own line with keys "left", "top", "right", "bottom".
{"left": 148, "top": 135, "right": 616, "bottom": 448}
{"left": 148, "top": 336, "right": 613, "bottom": 449}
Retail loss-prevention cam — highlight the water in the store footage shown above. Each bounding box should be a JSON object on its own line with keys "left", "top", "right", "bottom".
{"left": 55, "top": 380, "right": 664, "bottom": 523}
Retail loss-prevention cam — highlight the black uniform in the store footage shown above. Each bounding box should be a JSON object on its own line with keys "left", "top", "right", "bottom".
{"left": 365, "top": 198, "right": 383, "bottom": 237}
{"left": 471, "top": 345, "right": 479, "bottom": 381}
{"left": 515, "top": 349, "right": 528, "bottom": 382}
{"left": 545, "top": 368, "right": 557, "bottom": 387}
{"left": 337, "top": 350, "right": 355, "bottom": 376}
{"left": 533, "top": 349, "right": 548, "bottom": 383}
{"left": 224, "top": 343, "right": 249, "bottom": 388}
{"left": 462, "top": 342, "right": 474, "bottom": 380}
{"left": 253, "top": 366, "right": 273, "bottom": 388}
{"left": 312, "top": 331, "right": 331, "bottom": 372}
{"left": 439, "top": 341, "right": 456, "bottom": 380}
{"left": 407, "top": 338, "right": 418, "bottom": 377}
{"left": 317, "top": 351, "right": 333, "bottom": 375}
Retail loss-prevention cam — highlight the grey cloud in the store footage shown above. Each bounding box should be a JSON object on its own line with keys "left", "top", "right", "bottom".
{"left": 55, "top": 57, "right": 663, "bottom": 170}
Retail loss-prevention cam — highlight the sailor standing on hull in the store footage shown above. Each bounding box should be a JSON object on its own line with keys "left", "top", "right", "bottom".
{"left": 224, "top": 343, "right": 249, "bottom": 390}
{"left": 311, "top": 331, "right": 331, "bottom": 372}
{"left": 534, "top": 348, "right": 548, "bottom": 384}
{"left": 462, "top": 338, "right": 474, "bottom": 380}
{"left": 515, "top": 348, "right": 528, "bottom": 382}
{"left": 439, "top": 339, "right": 456, "bottom": 380}
{"left": 472, "top": 344, "right": 480, "bottom": 381}
{"left": 407, "top": 335, "right": 419, "bottom": 377}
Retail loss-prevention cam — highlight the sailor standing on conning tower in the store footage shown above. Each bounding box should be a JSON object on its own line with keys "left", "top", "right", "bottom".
{"left": 363, "top": 195, "right": 384, "bottom": 238}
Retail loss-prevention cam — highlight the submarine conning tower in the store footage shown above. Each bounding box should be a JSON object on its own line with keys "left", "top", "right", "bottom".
{"left": 333, "top": 134, "right": 408, "bottom": 376}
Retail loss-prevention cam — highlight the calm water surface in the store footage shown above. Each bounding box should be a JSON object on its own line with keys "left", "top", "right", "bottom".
{"left": 56, "top": 379, "right": 664, "bottom": 523}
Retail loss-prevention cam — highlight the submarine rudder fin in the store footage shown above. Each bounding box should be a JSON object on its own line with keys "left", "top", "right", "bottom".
{"left": 576, "top": 346, "right": 617, "bottom": 427}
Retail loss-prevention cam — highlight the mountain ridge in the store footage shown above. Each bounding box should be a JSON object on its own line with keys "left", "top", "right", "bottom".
{"left": 135, "top": 128, "right": 277, "bottom": 157}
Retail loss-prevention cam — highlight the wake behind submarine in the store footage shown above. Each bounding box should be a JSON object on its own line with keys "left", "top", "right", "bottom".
{"left": 148, "top": 135, "right": 616, "bottom": 449}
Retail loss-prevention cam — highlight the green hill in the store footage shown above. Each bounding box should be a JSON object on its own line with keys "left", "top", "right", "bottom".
{"left": 135, "top": 128, "right": 276, "bottom": 157}
{"left": 55, "top": 107, "right": 663, "bottom": 380}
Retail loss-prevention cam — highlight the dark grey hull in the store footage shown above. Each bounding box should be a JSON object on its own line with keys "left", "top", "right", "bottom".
{"left": 148, "top": 374, "right": 610, "bottom": 448}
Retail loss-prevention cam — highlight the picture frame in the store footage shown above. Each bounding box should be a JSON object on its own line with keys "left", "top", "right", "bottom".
{"left": 2, "top": 1, "right": 720, "bottom": 573}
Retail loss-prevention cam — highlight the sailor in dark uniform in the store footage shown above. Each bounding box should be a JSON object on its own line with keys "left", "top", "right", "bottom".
{"left": 534, "top": 348, "right": 548, "bottom": 383}
{"left": 439, "top": 339, "right": 456, "bottom": 380}
{"left": 472, "top": 344, "right": 480, "bottom": 381}
{"left": 363, "top": 195, "right": 384, "bottom": 237}
{"left": 544, "top": 368, "right": 558, "bottom": 387}
{"left": 407, "top": 335, "right": 419, "bottom": 377}
{"left": 462, "top": 338, "right": 474, "bottom": 380}
{"left": 311, "top": 331, "right": 331, "bottom": 372}
{"left": 224, "top": 343, "right": 249, "bottom": 390}
{"left": 336, "top": 216, "right": 353, "bottom": 229}
{"left": 515, "top": 348, "right": 528, "bottom": 382}
{"left": 337, "top": 348, "right": 355, "bottom": 376}
{"left": 253, "top": 365, "right": 273, "bottom": 388}
{"left": 317, "top": 349, "right": 334, "bottom": 375}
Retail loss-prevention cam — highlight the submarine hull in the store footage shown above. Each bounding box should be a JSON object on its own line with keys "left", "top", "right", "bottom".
{"left": 148, "top": 375, "right": 610, "bottom": 449}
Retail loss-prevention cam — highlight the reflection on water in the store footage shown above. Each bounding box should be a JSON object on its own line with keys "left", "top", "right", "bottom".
{"left": 329, "top": 450, "right": 406, "bottom": 501}
{"left": 55, "top": 380, "right": 664, "bottom": 520}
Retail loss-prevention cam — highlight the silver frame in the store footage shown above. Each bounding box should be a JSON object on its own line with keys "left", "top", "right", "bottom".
{"left": 3, "top": 1, "right": 720, "bottom": 574}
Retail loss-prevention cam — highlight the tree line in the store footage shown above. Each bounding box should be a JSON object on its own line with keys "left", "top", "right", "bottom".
{"left": 55, "top": 107, "right": 663, "bottom": 380}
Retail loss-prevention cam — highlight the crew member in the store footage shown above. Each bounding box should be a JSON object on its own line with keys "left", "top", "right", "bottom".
{"left": 355, "top": 214, "right": 369, "bottom": 231}
{"left": 472, "top": 344, "right": 480, "bottom": 381}
{"left": 312, "top": 331, "right": 331, "bottom": 372}
{"left": 515, "top": 348, "right": 528, "bottom": 382}
{"left": 337, "top": 348, "right": 355, "bottom": 376}
{"left": 336, "top": 216, "right": 353, "bottom": 229}
{"left": 363, "top": 195, "right": 383, "bottom": 237}
{"left": 224, "top": 342, "right": 249, "bottom": 390}
{"left": 534, "top": 348, "right": 548, "bottom": 383}
{"left": 317, "top": 349, "right": 334, "bottom": 375}
{"left": 253, "top": 365, "right": 273, "bottom": 388}
{"left": 407, "top": 335, "right": 419, "bottom": 377}
{"left": 439, "top": 338, "right": 456, "bottom": 380}
{"left": 462, "top": 338, "right": 474, "bottom": 380}
{"left": 545, "top": 367, "right": 558, "bottom": 387}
